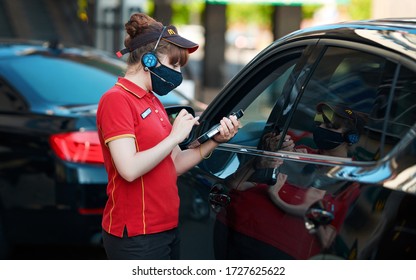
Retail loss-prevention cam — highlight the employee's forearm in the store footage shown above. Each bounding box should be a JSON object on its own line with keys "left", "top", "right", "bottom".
{"left": 174, "top": 139, "right": 218, "bottom": 175}
{"left": 110, "top": 135, "right": 178, "bottom": 182}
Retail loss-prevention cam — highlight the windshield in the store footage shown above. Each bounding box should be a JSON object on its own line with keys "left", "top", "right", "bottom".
{"left": 9, "top": 55, "right": 123, "bottom": 105}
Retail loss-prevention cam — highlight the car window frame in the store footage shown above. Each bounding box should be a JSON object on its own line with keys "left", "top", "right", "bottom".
{"left": 192, "top": 33, "right": 416, "bottom": 191}
{"left": 212, "top": 38, "right": 415, "bottom": 188}
{"left": 196, "top": 41, "right": 319, "bottom": 178}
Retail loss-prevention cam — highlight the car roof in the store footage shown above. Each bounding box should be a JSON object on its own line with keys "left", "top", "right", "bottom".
{"left": 356, "top": 18, "right": 416, "bottom": 30}
{"left": 0, "top": 38, "right": 106, "bottom": 52}
{"left": 261, "top": 18, "right": 416, "bottom": 62}
{"left": 0, "top": 39, "right": 126, "bottom": 67}
{"left": 291, "top": 18, "right": 416, "bottom": 36}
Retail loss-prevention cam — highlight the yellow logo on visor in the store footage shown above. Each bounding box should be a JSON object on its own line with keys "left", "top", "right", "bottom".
{"left": 167, "top": 28, "right": 176, "bottom": 35}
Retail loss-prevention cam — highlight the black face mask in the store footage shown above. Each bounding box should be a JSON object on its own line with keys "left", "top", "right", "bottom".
{"left": 150, "top": 64, "right": 183, "bottom": 96}
{"left": 313, "top": 126, "right": 345, "bottom": 150}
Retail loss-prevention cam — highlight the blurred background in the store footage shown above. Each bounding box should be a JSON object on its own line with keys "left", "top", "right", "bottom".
{"left": 0, "top": 0, "right": 415, "bottom": 108}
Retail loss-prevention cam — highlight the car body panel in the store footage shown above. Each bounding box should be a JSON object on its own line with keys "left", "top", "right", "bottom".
{"left": 186, "top": 19, "right": 416, "bottom": 259}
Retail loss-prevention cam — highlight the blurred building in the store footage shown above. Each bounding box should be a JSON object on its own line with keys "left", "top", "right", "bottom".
{"left": 94, "top": 0, "right": 146, "bottom": 52}
{"left": 0, "top": 0, "right": 92, "bottom": 45}
{"left": 372, "top": 0, "right": 416, "bottom": 18}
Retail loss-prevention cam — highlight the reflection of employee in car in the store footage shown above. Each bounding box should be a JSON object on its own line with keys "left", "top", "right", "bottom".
{"left": 311, "top": 102, "right": 365, "bottom": 157}
{"left": 269, "top": 102, "right": 366, "bottom": 209}
{"left": 215, "top": 102, "right": 365, "bottom": 259}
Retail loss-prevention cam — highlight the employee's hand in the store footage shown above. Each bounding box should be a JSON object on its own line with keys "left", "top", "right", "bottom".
{"left": 170, "top": 109, "right": 199, "bottom": 144}
{"left": 213, "top": 115, "right": 240, "bottom": 143}
{"left": 281, "top": 134, "right": 295, "bottom": 151}
{"left": 264, "top": 132, "right": 295, "bottom": 151}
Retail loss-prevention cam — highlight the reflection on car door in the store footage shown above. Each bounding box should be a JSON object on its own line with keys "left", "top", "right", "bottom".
{"left": 205, "top": 45, "right": 317, "bottom": 259}
{"left": 210, "top": 42, "right": 416, "bottom": 259}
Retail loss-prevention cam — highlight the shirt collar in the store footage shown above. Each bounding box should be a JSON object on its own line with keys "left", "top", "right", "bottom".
{"left": 115, "top": 77, "right": 149, "bottom": 99}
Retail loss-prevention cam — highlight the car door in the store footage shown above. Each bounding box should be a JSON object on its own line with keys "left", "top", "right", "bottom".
{"left": 179, "top": 41, "right": 319, "bottom": 259}
{"left": 277, "top": 42, "right": 416, "bottom": 260}
{"left": 187, "top": 38, "right": 416, "bottom": 259}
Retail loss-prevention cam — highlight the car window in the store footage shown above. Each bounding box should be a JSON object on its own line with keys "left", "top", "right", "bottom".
{"left": 201, "top": 48, "right": 307, "bottom": 179}
{"left": 233, "top": 62, "right": 299, "bottom": 148}
{"left": 242, "top": 63, "right": 296, "bottom": 125}
{"left": 228, "top": 49, "right": 306, "bottom": 148}
{"left": 289, "top": 46, "right": 397, "bottom": 162}
{"left": 7, "top": 55, "right": 120, "bottom": 105}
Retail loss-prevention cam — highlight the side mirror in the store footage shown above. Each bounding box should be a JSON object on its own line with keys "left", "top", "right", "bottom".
{"left": 165, "top": 105, "right": 195, "bottom": 125}
{"left": 164, "top": 105, "right": 196, "bottom": 148}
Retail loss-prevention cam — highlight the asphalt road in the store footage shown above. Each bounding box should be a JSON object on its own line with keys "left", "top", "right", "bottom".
{"left": 8, "top": 217, "right": 215, "bottom": 260}
{"left": 9, "top": 244, "right": 107, "bottom": 260}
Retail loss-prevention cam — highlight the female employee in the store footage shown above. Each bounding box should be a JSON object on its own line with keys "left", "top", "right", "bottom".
{"left": 97, "top": 13, "right": 240, "bottom": 260}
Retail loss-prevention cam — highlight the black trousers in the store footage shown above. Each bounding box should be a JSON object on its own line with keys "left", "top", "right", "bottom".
{"left": 102, "top": 227, "right": 181, "bottom": 260}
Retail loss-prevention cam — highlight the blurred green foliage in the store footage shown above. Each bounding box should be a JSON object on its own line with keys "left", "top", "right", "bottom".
{"left": 154, "top": 0, "right": 372, "bottom": 26}
{"left": 172, "top": 1, "right": 205, "bottom": 25}
{"left": 226, "top": 4, "right": 273, "bottom": 28}
{"left": 302, "top": 4, "right": 322, "bottom": 19}
{"left": 347, "top": 0, "right": 372, "bottom": 20}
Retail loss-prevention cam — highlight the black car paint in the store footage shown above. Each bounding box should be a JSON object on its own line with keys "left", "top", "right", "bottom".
{"left": 0, "top": 110, "right": 104, "bottom": 243}
{"left": 189, "top": 19, "right": 416, "bottom": 259}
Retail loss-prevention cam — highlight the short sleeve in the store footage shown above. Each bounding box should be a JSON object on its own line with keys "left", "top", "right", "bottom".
{"left": 97, "top": 90, "right": 135, "bottom": 144}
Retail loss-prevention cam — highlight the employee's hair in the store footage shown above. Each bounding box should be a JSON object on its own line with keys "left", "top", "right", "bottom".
{"left": 123, "top": 13, "right": 189, "bottom": 68}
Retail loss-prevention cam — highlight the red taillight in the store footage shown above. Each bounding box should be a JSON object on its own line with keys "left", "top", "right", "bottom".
{"left": 49, "top": 131, "right": 104, "bottom": 164}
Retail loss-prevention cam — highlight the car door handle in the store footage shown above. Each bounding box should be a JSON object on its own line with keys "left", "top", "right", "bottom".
{"left": 209, "top": 193, "right": 230, "bottom": 207}
{"left": 209, "top": 184, "right": 231, "bottom": 209}
{"left": 304, "top": 200, "right": 334, "bottom": 233}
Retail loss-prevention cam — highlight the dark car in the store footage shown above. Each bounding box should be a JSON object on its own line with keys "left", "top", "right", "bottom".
{"left": 2, "top": 17, "right": 416, "bottom": 261}
{"left": 0, "top": 39, "right": 205, "bottom": 258}
{"left": 181, "top": 18, "right": 416, "bottom": 260}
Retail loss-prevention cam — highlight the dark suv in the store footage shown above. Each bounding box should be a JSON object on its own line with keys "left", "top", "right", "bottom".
{"left": 182, "top": 18, "right": 416, "bottom": 260}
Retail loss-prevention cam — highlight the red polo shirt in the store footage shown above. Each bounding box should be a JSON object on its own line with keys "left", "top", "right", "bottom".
{"left": 96, "top": 77, "right": 179, "bottom": 238}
